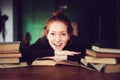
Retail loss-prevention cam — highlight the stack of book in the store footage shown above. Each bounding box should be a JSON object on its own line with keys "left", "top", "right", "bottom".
{"left": 0, "top": 41, "right": 27, "bottom": 68}
{"left": 84, "top": 45, "right": 120, "bottom": 73}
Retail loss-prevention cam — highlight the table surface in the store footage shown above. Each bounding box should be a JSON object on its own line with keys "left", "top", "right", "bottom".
{"left": 0, "top": 66, "right": 120, "bottom": 80}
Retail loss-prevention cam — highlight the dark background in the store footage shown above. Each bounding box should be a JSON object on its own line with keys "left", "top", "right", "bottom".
{"left": 1, "top": 0, "right": 120, "bottom": 49}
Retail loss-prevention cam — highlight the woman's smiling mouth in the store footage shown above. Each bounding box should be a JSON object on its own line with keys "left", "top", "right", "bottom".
{"left": 53, "top": 43, "right": 62, "bottom": 47}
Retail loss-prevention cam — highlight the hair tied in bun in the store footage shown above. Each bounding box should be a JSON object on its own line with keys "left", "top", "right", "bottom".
{"left": 53, "top": 9, "right": 65, "bottom": 17}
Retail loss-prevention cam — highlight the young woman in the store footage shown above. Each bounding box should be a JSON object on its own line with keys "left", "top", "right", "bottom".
{"left": 20, "top": 10, "right": 85, "bottom": 65}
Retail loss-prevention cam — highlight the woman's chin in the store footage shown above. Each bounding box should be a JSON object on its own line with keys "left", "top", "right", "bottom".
{"left": 54, "top": 47, "right": 63, "bottom": 51}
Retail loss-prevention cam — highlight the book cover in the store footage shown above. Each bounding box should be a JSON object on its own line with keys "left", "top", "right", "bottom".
{"left": 0, "top": 51, "right": 20, "bottom": 53}
{"left": 80, "top": 58, "right": 120, "bottom": 73}
{"left": 32, "top": 56, "right": 80, "bottom": 67}
{"left": 102, "top": 64, "right": 120, "bottom": 73}
{"left": 86, "top": 49, "right": 120, "bottom": 58}
{"left": 85, "top": 56, "right": 117, "bottom": 64}
{"left": 0, "top": 57, "right": 19, "bottom": 64}
{"left": 0, "top": 62, "right": 28, "bottom": 69}
{"left": 80, "top": 58, "right": 98, "bottom": 72}
{"left": 92, "top": 45, "right": 120, "bottom": 53}
{"left": 0, "top": 41, "right": 20, "bottom": 52}
{"left": 0, "top": 52, "right": 22, "bottom": 58}
{"left": 88, "top": 63, "right": 120, "bottom": 73}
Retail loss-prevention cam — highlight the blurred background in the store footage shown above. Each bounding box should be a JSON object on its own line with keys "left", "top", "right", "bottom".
{"left": 0, "top": 0, "right": 120, "bottom": 49}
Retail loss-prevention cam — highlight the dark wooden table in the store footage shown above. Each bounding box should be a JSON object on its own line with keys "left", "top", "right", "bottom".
{"left": 0, "top": 66, "right": 120, "bottom": 80}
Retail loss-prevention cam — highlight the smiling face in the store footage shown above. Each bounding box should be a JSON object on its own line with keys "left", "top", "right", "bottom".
{"left": 47, "top": 21, "right": 70, "bottom": 51}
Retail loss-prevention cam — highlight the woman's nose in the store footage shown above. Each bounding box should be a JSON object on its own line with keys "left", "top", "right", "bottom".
{"left": 55, "top": 35, "right": 60, "bottom": 41}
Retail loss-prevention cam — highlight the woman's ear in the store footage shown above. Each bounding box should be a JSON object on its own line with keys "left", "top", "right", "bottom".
{"left": 68, "top": 35, "right": 70, "bottom": 40}
{"left": 43, "top": 26, "right": 46, "bottom": 31}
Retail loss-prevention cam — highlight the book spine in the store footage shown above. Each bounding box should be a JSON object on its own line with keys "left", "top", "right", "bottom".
{"left": 0, "top": 42, "right": 20, "bottom": 52}
{"left": 101, "top": 64, "right": 120, "bottom": 73}
{"left": 0, "top": 54, "right": 21, "bottom": 58}
{"left": 85, "top": 56, "right": 117, "bottom": 64}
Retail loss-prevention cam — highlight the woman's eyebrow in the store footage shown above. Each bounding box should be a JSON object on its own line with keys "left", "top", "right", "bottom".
{"left": 61, "top": 31, "right": 67, "bottom": 33}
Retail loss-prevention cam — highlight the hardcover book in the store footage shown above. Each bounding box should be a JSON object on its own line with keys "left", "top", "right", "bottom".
{"left": 92, "top": 45, "right": 120, "bottom": 53}
{"left": 0, "top": 57, "right": 19, "bottom": 64}
{"left": 0, "top": 51, "right": 22, "bottom": 58}
{"left": 0, "top": 41, "right": 20, "bottom": 52}
{"left": 0, "top": 62, "right": 28, "bottom": 69}
{"left": 102, "top": 64, "right": 120, "bottom": 73}
{"left": 80, "top": 58, "right": 120, "bottom": 73}
{"left": 88, "top": 63, "right": 120, "bottom": 73}
{"left": 86, "top": 49, "right": 120, "bottom": 58}
{"left": 85, "top": 56, "right": 117, "bottom": 64}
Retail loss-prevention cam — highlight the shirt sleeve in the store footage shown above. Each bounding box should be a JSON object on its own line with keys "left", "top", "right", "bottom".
{"left": 19, "top": 37, "right": 54, "bottom": 64}
{"left": 67, "top": 35, "right": 86, "bottom": 63}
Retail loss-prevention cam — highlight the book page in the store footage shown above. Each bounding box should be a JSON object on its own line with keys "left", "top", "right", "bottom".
{"left": 56, "top": 60, "right": 80, "bottom": 66}
{"left": 36, "top": 56, "right": 67, "bottom": 61}
{"left": 32, "top": 56, "right": 80, "bottom": 66}
{"left": 32, "top": 56, "right": 67, "bottom": 66}
{"left": 32, "top": 59, "right": 56, "bottom": 66}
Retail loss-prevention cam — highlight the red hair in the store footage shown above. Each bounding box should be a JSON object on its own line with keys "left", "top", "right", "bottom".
{"left": 43, "top": 10, "right": 73, "bottom": 37}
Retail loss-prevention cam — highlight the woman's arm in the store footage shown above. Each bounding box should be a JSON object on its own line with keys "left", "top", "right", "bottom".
{"left": 19, "top": 37, "right": 54, "bottom": 64}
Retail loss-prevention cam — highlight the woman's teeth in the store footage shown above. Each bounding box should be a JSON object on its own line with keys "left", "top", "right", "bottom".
{"left": 54, "top": 43, "right": 62, "bottom": 46}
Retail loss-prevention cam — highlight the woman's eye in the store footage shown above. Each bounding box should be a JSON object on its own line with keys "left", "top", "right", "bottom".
{"left": 50, "top": 33, "right": 55, "bottom": 35}
{"left": 61, "top": 33, "right": 66, "bottom": 36}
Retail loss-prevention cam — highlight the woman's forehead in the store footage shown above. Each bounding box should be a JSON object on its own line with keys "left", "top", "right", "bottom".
{"left": 49, "top": 21, "right": 67, "bottom": 30}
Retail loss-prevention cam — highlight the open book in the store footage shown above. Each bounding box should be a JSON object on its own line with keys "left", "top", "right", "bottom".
{"left": 32, "top": 56, "right": 80, "bottom": 67}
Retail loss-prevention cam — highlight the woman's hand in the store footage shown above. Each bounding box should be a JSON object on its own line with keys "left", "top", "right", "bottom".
{"left": 54, "top": 50, "right": 81, "bottom": 56}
